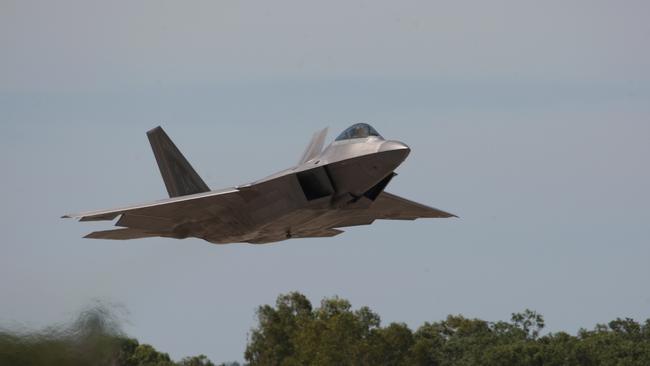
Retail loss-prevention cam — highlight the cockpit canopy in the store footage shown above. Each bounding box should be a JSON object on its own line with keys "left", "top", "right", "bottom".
{"left": 335, "top": 123, "right": 383, "bottom": 141}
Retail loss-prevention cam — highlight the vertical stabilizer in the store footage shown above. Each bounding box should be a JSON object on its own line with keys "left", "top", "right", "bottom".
{"left": 299, "top": 127, "right": 328, "bottom": 164}
{"left": 146, "top": 126, "right": 210, "bottom": 198}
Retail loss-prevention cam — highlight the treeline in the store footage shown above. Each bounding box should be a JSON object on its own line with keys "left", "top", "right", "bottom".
{"left": 245, "top": 292, "right": 650, "bottom": 366}
{"left": 2, "top": 293, "right": 650, "bottom": 365}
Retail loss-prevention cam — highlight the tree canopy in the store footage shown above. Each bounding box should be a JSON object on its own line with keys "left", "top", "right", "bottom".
{"left": 245, "top": 292, "right": 650, "bottom": 366}
{"left": 2, "top": 293, "right": 649, "bottom": 365}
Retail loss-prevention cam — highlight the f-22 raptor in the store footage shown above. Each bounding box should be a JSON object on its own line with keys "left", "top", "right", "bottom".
{"left": 63, "top": 124, "right": 455, "bottom": 244}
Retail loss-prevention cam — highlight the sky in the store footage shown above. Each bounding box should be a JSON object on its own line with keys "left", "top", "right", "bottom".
{"left": 1, "top": 0, "right": 649, "bottom": 363}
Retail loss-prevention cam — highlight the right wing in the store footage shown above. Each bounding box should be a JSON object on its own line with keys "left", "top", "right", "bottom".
{"left": 368, "top": 192, "right": 457, "bottom": 220}
{"left": 330, "top": 192, "right": 456, "bottom": 230}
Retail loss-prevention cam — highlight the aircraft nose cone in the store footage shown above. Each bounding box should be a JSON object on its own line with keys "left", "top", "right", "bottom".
{"left": 379, "top": 140, "right": 411, "bottom": 153}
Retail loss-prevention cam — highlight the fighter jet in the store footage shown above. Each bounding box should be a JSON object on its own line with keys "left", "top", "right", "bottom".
{"left": 63, "top": 124, "right": 455, "bottom": 244}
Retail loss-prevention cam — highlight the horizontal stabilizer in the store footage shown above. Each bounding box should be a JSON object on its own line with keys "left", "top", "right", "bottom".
{"left": 147, "top": 126, "right": 210, "bottom": 198}
{"left": 84, "top": 228, "right": 161, "bottom": 240}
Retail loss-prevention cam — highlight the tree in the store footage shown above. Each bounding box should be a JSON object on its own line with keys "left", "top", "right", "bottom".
{"left": 510, "top": 309, "right": 545, "bottom": 340}
{"left": 178, "top": 354, "right": 216, "bottom": 366}
{"left": 128, "top": 343, "right": 175, "bottom": 366}
{"left": 244, "top": 292, "right": 650, "bottom": 366}
{"left": 244, "top": 292, "right": 313, "bottom": 365}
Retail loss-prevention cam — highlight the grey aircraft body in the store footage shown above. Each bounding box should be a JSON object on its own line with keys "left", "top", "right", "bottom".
{"left": 63, "top": 124, "right": 455, "bottom": 244}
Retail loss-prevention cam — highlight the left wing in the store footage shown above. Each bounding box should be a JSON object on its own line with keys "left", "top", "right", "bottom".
{"left": 62, "top": 188, "right": 240, "bottom": 222}
{"left": 62, "top": 188, "right": 244, "bottom": 238}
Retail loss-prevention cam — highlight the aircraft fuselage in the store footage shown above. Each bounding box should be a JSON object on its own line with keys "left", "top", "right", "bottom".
{"left": 64, "top": 123, "right": 455, "bottom": 245}
{"left": 199, "top": 136, "right": 411, "bottom": 243}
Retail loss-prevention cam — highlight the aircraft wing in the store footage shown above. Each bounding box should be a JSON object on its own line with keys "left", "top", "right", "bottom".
{"left": 369, "top": 192, "right": 456, "bottom": 219}
{"left": 331, "top": 192, "right": 456, "bottom": 229}
{"left": 62, "top": 188, "right": 242, "bottom": 227}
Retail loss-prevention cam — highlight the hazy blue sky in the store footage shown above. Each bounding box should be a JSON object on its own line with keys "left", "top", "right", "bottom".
{"left": 1, "top": 1, "right": 649, "bottom": 363}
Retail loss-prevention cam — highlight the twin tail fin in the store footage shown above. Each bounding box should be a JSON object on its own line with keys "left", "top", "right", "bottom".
{"left": 146, "top": 126, "right": 210, "bottom": 198}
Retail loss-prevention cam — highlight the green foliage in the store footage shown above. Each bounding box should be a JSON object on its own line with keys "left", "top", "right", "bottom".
{"left": 127, "top": 343, "right": 174, "bottom": 366}
{"left": 245, "top": 292, "right": 414, "bottom": 366}
{"left": 245, "top": 292, "right": 650, "bottom": 366}
{"left": 511, "top": 309, "right": 545, "bottom": 339}
{"left": 3, "top": 294, "right": 650, "bottom": 365}
{"left": 178, "top": 354, "right": 216, "bottom": 366}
